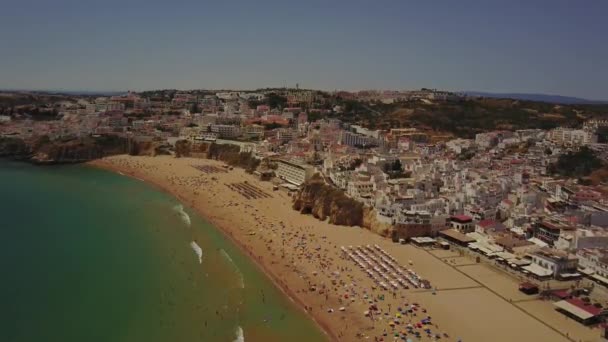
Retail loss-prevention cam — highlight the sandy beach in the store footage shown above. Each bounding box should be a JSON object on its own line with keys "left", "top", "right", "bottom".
{"left": 90, "top": 155, "right": 600, "bottom": 342}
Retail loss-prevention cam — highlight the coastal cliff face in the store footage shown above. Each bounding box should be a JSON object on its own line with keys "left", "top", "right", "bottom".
{"left": 175, "top": 140, "right": 260, "bottom": 172}
{"left": 363, "top": 207, "right": 393, "bottom": 237}
{"left": 293, "top": 180, "right": 363, "bottom": 226}
{"left": 293, "top": 179, "right": 393, "bottom": 237}
{"left": 292, "top": 179, "right": 392, "bottom": 237}
{"left": 0, "top": 135, "right": 149, "bottom": 164}
{"left": 0, "top": 137, "right": 31, "bottom": 158}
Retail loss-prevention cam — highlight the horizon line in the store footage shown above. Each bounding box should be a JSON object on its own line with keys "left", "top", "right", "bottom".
{"left": 1, "top": 87, "right": 607, "bottom": 103}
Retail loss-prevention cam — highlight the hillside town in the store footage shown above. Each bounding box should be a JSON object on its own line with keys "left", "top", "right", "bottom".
{"left": 2, "top": 88, "right": 608, "bottom": 328}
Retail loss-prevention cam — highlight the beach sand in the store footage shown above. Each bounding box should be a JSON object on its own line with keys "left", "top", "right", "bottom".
{"left": 90, "top": 155, "right": 598, "bottom": 342}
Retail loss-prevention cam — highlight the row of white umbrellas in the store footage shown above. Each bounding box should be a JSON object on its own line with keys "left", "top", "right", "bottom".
{"left": 342, "top": 245, "right": 428, "bottom": 289}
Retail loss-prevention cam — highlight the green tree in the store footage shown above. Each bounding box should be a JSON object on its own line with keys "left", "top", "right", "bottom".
{"left": 548, "top": 147, "right": 603, "bottom": 177}
{"left": 190, "top": 102, "right": 200, "bottom": 113}
{"left": 267, "top": 93, "right": 287, "bottom": 109}
{"left": 392, "top": 159, "right": 402, "bottom": 171}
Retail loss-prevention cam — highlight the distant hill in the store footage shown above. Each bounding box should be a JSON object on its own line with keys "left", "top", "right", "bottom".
{"left": 463, "top": 91, "right": 608, "bottom": 105}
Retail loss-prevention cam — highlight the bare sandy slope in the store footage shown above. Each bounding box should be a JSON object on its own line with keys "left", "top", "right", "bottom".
{"left": 90, "top": 155, "right": 586, "bottom": 342}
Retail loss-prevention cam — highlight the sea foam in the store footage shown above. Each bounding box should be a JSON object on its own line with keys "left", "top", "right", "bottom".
{"left": 173, "top": 204, "right": 191, "bottom": 226}
{"left": 221, "top": 249, "right": 245, "bottom": 289}
{"left": 190, "top": 241, "right": 203, "bottom": 264}
{"left": 233, "top": 326, "right": 244, "bottom": 342}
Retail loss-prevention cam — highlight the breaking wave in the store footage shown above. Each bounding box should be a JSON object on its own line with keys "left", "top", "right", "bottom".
{"left": 173, "top": 204, "right": 191, "bottom": 226}
{"left": 233, "top": 326, "right": 244, "bottom": 342}
{"left": 190, "top": 241, "right": 203, "bottom": 264}
{"left": 221, "top": 249, "right": 245, "bottom": 289}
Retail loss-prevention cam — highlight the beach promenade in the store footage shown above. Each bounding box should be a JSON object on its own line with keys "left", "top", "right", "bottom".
{"left": 91, "top": 155, "right": 601, "bottom": 342}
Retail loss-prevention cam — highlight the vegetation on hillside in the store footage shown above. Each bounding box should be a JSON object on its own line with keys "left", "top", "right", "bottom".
{"left": 323, "top": 97, "right": 608, "bottom": 138}
{"left": 548, "top": 147, "right": 604, "bottom": 178}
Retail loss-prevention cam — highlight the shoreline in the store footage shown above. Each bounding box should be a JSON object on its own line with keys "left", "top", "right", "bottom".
{"left": 86, "top": 155, "right": 586, "bottom": 342}
{"left": 88, "top": 159, "right": 339, "bottom": 342}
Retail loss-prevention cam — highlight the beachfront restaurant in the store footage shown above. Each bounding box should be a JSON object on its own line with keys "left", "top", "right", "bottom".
{"left": 521, "top": 263, "right": 554, "bottom": 280}
{"left": 410, "top": 237, "right": 436, "bottom": 247}
{"left": 553, "top": 298, "right": 606, "bottom": 325}
{"left": 467, "top": 237, "right": 504, "bottom": 258}
{"left": 438, "top": 229, "right": 476, "bottom": 247}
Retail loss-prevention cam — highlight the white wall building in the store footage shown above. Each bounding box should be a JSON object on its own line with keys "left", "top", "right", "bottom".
{"left": 210, "top": 124, "right": 241, "bottom": 139}
{"left": 276, "top": 159, "right": 315, "bottom": 186}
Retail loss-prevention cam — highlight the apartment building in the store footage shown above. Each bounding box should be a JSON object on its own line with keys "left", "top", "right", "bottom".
{"left": 276, "top": 159, "right": 315, "bottom": 186}
{"left": 210, "top": 124, "right": 241, "bottom": 139}
{"left": 549, "top": 127, "right": 597, "bottom": 146}
{"left": 340, "top": 130, "right": 377, "bottom": 147}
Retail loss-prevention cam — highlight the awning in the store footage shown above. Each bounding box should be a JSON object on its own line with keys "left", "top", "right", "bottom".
{"left": 592, "top": 274, "right": 608, "bottom": 286}
{"left": 527, "top": 237, "right": 549, "bottom": 248}
{"left": 554, "top": 301, "right": 595, "bottom": 320}
{"left": 522, "top": 264, "right": 553, "bottom": 277}
{"left": 510, "top": 258, "right": 532, "bottom": 266}
{"left": 494, "top": 251, "right": 516, "bottom": 260}
{"left": 578, "top": 267, "right": 595, "bottom": 276}
{"left": 560, "top": 273, "right": 581, "bottom": 278}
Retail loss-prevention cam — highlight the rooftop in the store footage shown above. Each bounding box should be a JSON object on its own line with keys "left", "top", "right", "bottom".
{"left": 450, "top": 215, "right": 473, "bottom": 223}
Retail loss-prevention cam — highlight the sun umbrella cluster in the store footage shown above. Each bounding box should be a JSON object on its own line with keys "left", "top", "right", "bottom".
{"left": 342, "top": 245, "right": 431, "bottom": 290}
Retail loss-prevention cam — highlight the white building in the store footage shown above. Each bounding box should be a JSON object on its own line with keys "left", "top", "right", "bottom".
{"left": 446, "top": 138, "right": 474, "bottom": 154}
{"left": 242, "top": 124, "right": 264, "bottom": 140}
{"left": 276, "top": 159, "right": 315, "bottom": 186}
{"left": 210, "top": 124, "right": 241, "bottom": 139}
{"left": 549, "top": 127, "right": 597, "bottom": 146}
{"left": 340, "top": 131, "right": 377, "bottom": 147}
{"left": 577, "top": 248, "right": 608, "bottom": 278}
{"left": 526, "top": 249, "right": 579, "bottom": 279}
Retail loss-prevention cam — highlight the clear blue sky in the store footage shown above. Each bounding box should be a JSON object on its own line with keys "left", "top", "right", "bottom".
{"left": 2, "top": 0, "right": 607, "bottom": 99}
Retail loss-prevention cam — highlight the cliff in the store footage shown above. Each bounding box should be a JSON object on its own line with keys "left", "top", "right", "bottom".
{"left": 0, "top": 137, "right": 31, "bottom": 159}
{"left": 0, "top": 135, "right": 151, "bottom": 164}
{"left": 292, "top": 178, "right": 392, "bottom": 236}
{"left": 175, "top": 140, "right": 260, "bottom": 172}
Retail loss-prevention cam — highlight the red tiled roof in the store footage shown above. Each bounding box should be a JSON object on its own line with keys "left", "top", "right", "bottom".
{"left": 451, "top": 215, "right": 472, "bottom": 222}
{"left": 478, "top": 219, "right": 496, "bottom": 228}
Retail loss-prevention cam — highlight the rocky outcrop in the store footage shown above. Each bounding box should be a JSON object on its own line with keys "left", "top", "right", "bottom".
{"left": 174, "top": 140, "right": 260, "bottom": 172}
{"left": 0, "top": 137, "right": 31, "bottom": 159}
{"left": 363, "top": 207, "right": 393, "bottom": 237}
{"left": 293, "top": 180, "right": 360, "bottom": 225}
{"left": 293, "top": 178, "right": 393, "bottom": 236}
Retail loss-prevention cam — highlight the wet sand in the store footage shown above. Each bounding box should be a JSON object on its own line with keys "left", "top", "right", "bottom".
{"left": 90, "top": 155, "right": 595, "bottom": 342}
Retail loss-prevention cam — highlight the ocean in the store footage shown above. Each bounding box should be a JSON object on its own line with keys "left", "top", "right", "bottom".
{"left": 0, "top": 160, "right": 327, "bottom": 342}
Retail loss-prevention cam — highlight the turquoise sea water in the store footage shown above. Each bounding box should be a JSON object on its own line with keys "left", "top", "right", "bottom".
{"left": 0, "top": 160, "right": 327, "bottom": 342}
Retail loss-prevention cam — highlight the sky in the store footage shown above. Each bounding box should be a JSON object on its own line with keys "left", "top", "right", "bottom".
{"left": 1, "top": 0, "right": 607, "bottom": 99}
